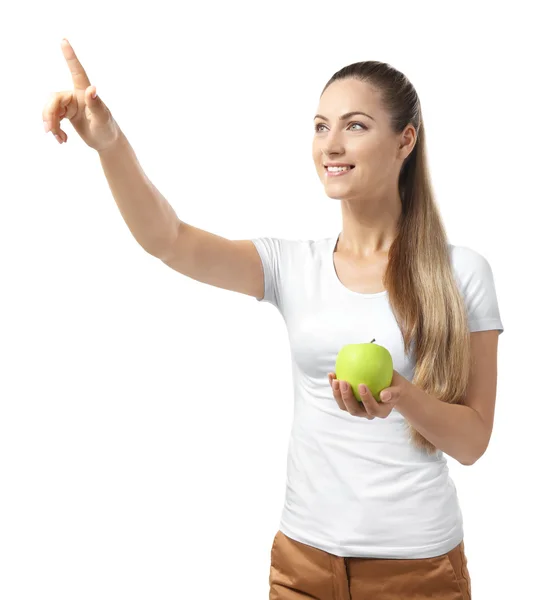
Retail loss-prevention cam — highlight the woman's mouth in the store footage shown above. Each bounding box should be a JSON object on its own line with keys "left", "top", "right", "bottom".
{"left": 325, "top": 165, "right": 355, "bottom": 178}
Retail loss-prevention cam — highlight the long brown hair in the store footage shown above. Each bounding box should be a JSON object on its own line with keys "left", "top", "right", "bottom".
{"left": 322, "top": 62, "right": 471, "bottom": 455}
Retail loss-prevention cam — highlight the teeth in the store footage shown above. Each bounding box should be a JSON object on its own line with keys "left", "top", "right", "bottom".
{"left": 327, "top": 165, "right": 352, "bottom": 172}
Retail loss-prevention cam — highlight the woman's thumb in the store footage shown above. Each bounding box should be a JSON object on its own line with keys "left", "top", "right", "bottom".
{"left": 86, "top": 85, "right": 99, "bottom": 107}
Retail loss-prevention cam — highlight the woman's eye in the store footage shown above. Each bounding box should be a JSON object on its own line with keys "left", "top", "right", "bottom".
{"left": 314, "top": 122, "right": 366, "bottom": 132}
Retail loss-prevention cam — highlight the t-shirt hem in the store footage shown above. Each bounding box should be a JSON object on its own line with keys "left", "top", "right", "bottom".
{"left": 469, "top": 317, "right": 504, "bottom": 334}
{"left": 278, "top": 520, "right": 464, "bottom": 559}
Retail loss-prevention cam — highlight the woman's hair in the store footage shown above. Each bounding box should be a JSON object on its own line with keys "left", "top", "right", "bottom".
{"left": 322, "top": 62, "right": 471, "bottom": 455}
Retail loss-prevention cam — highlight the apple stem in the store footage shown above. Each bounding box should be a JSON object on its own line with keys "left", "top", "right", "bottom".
{"left": 370, "top": 338, "right": 376, "bottom": 343}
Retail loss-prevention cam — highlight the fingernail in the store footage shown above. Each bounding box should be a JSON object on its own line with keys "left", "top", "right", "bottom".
{"left": 359, "top": 384, "right": 367, "bottom": 394}
{"left": 332, "top": 381, "right": 339, "bottom": 390}
{"left": 341, "top": 382, "right": 349, "bottom": 392}
{"left": 380, "top": 391, "right": 392, "bottom": 402}
{"left": 43, "top": 121, "right": 49, "bottom": 133}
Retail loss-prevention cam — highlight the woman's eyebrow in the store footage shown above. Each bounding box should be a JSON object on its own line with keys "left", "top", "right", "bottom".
{"left": 313, "top": 111, "right": 375, "bottom": 122}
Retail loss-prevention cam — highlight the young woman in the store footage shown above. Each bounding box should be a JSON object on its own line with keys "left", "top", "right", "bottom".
{"left": 43, "top": 40, "right": 503, "bottom": 600}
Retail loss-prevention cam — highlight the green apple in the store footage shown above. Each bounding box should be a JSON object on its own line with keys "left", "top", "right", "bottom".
{"left": 335, "top": 339, "right": 394, "bottom": 403}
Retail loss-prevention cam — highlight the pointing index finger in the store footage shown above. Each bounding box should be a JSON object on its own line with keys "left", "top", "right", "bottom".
{"left": 60, "top": 39, "right": 91, "bottom": 91}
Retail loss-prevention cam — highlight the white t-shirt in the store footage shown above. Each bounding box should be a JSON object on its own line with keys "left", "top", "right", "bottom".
{"left": 250, "top": 231, "right": 504, "bottom": 559}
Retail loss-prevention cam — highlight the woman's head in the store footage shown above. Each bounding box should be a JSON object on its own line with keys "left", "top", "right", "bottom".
{"left": 316, "top": 62, "right": 472, "bottom": 456}
{"left": 312, "top": 63, "right": 418, "bottom": 205}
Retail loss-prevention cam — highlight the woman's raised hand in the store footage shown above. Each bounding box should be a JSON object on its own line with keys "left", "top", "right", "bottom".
{"left": 42, "top": 39, "right": 121, "bottom": 152}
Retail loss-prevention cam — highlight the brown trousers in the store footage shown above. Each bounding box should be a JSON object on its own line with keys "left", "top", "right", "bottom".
{"left": 269, "top": 530, "right": 472, "bottom": 599}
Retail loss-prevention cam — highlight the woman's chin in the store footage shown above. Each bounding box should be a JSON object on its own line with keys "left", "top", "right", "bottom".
{"left": 325, "top": 190, "right": 349, "bottom": 200}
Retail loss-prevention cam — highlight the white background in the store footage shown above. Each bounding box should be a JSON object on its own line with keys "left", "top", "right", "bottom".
{"left": 1, "top": 1, "right": 549, "bottom": 598}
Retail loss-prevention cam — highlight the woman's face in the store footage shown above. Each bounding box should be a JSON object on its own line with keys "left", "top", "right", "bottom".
{"left": 312, "top": 78, "right": 406, "bottom": 202}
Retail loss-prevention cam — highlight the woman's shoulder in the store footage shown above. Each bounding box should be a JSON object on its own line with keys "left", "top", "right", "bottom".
{"left": 447, "top": 243, "right": 496, "bottom": 289}
{"left": 448, "top": 243, "right": 490, "bottom": 266}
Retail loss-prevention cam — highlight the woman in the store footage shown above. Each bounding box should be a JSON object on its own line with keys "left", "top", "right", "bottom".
{"left": 43, "top": 42, "right": 502, "bottom": 599}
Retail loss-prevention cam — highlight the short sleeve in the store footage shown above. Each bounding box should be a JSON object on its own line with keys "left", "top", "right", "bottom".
{"left": 250, "top": 237, "right": 282, "bottom": 309}
{"left": 452, "top": 246, "right": 504, "bottom": 335}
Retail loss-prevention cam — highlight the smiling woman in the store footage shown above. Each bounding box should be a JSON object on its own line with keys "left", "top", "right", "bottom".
{"left": 44, "top": 40, "right": 498, "bottom": 599}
